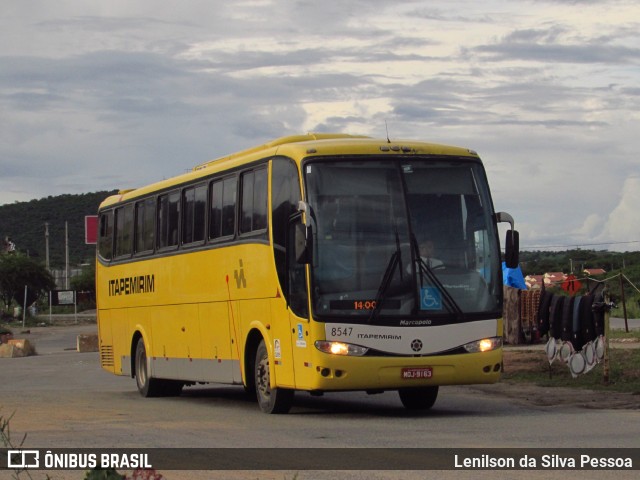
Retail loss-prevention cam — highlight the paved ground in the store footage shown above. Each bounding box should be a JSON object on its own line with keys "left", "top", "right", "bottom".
{"left": 610, "top": 317, "right": 640, "bottom": 330}
{"left": 1, "top": 317, "right": 638, "bottom": 480}
{"left": 4, "top": 316, "right": 638, "bottom": 411}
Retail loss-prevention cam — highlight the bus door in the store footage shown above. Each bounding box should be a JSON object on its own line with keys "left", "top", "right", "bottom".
{"left": 286, "top": 225, "right": 313, "bottom": 389}
{"left": 288, "top": 309, "right": 312, "bottom": 389}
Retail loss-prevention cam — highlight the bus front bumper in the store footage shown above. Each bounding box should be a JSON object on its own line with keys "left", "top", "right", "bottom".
{"left": 301, "top": 348, "right": 503, "bottom": 392}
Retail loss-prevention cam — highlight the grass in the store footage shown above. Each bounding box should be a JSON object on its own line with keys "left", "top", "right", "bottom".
{"left": 502, "top": 346, "right": 640, "bottom": 394}
{"left": 608, "top": 328, "right": 640, "bottom": 341}
{"left": 1, "top": 409, "right": 36, "bottom": 480}
{"left": 611, "top": 300, "right": 640, "bottom": 320}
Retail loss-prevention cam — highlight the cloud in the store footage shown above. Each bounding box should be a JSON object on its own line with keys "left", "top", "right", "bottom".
{"left": 0, "top": 0, "right": 639, "bottom": 254}
{"left": 597, "top": 176, "right": 640, "bottom": 251}
{"left": 476, "top": 41, "right": 640, "bottom": 65}
{"left": 472, "top": 18, "right": 640, "bottom": 65}
{"left": 574, "top": 213, "right": 605, "bottom": 240}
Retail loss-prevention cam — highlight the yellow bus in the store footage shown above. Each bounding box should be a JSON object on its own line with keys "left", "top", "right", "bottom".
{"left": 96, "top": 133, "right": 518, "bottom": 413}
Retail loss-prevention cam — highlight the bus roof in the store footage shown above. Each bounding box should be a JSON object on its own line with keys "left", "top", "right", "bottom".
{"left": 99, "top": 133, "right": 479, "bottom": 208}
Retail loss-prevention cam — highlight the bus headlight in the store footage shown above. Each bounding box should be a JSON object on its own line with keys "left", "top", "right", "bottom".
{"left": 315, "top": 341, "right": 369, "bottom": 356}
{"left": 463, "top": 337, "right": 502, "bottom": 353}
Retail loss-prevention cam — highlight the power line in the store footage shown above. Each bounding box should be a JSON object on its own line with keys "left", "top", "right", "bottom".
{"left": 520, "top": 240, "right": 640, "bottom": 250}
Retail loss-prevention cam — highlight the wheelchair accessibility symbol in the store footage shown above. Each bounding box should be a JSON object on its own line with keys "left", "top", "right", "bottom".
{"left": 420, "top": 287, "right": 442, "bottom": 310}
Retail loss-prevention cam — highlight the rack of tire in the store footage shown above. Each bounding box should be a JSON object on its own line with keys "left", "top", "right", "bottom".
{"left": 537, "top": 285, "right": 611, "bottom": 377}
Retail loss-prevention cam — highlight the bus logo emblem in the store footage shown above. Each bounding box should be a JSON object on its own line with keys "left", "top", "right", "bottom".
{"left": 410, "top": 339, "right": 423, "bottom": 352}
{"left": 234, "top": 259, "right": 247, "bottom": 288}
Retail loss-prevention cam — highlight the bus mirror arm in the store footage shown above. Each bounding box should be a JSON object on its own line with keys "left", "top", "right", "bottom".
{"left": 298, "top": 201, "right": 311, "bottom": 227}
{"left": 496, "top": 211, "right": 514, "bottom": 230}
{"left": 496, "top": 212, "right": 519, "bottom": 269}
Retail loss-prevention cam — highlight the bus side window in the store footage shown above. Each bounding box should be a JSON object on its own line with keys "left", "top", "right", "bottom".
{"left": 157, "top": 191, "right": 180, "bottom": 249}
{"left": 135, "top": 197, "right": 155, "bottom": 254}
{"left": 114, "top": 204, "right": 134, "bottom": 259}
{"left": 98, "top": 210, "right": 114, "bottom": 261}
{"left": 209, "top": 176, "right": 237, "bottom": 240}
{"left": 182, "top": 183, "right": 207, "bottom": 245}
{"left": 240, "top": 166, "right": 268, "bottom": 235}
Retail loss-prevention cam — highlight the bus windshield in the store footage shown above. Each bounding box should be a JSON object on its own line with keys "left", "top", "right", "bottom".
{"left": 304, "top": 157, "right": 502, "bottom": 325}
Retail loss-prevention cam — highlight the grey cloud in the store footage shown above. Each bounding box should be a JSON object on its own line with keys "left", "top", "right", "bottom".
{"left": 385, "top": 69, "right": 625, "bottom": 133}
{"left": 192, "top": 42, "right": 439, "bottom": 75}
{"left": 1, "top": 91, "right": 65, "bottom": 110}
{"left": 407, "top": 7, "right": 500, "bottom": 24}
{"left": 531, "top": 0, "right": 613, "bottom": 4}
{"left": 35, "top": 15, "right": 199, "bottom": 32}
{"left": 313, "top": 115, "right": 370, "bottom": 132}
{"left": 472, "top": 23, "right": 640, "bottom": 65}
{"left": 476, "top": 42, "right": 640, "bottom": 64}
{"left": 1, "top": 0, "right": 639, "bottom": 250}
{"left": 502, "top": 26, "right": 569, "bottom": 44}
{"left": 0, "top": 51, "right": 190, "bottom": 93}
{"left": 621, "top": 86, "right": 640, "bottom": 96}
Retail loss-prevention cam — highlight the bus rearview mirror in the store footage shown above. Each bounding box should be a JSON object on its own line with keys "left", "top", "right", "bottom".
{"left": 294, "top": 222, "right": 312, "bottom": 264}
{"left": 504, "top": 229, "right": 519, "bottom": 269}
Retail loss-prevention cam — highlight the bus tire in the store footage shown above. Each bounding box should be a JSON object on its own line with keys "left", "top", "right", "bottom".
{"left": 135, "top": 337, "right": 162, "bottom": 397}
{"left": 134, "top": 338, "right": 184, "bottom": 397}
{"left": 398, "top": 386, "right": 438, "bottom": 410}
{"left": 254, "top": 339, "right": 293, "bottom": 414}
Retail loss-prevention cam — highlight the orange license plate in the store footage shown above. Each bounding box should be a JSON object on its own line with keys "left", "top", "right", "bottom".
{"left": 401, "top": 367, "right": 433, "bottom": 379}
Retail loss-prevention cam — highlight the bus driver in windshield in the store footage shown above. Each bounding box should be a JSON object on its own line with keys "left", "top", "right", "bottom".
{"left": 407, "top": 239, "right": 443, "bottom": 274}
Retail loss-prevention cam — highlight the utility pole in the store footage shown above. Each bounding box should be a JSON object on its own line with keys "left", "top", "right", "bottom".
{"left": 65, "top": 221, "right": 69, "bottom": 290}
{"left": 619, "top": 274, "right": 629, "bottom": 332}
{"left": 45, "top": 222, "right": 50, "bottom": 270}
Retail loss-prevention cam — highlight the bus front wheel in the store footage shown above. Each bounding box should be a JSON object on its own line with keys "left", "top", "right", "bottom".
{"left": 398, "top": 386, "right": 439, "bottom": 410}
{"left": 254, "top": 340, "right": 293, "bottom": 414}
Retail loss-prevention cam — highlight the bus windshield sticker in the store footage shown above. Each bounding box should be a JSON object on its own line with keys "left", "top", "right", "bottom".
{"left": 420, "top": 287, "right": 442, "bottom": 311}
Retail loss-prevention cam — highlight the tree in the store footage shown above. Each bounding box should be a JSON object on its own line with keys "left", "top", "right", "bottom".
{"left": 71, "top": 262, "right": 96, "bottom": 307}
{"left": 0, "top": 253, "right": 55, "bottom": 311}
{"left": 70, "top": 262, "right": 95, "bottom": 293}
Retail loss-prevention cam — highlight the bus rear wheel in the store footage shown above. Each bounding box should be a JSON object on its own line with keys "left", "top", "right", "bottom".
{"left": 398, "top": 386, "right": 439, "bottom": 410}
{"left": 134, "top": 337, "right": 183, "bottom": 397}
{"left": 254, "top": 340, "right": 293, "bottom": 414}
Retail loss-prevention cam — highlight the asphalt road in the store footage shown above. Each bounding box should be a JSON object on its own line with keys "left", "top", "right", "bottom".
{"left": 610, "top": 317, "right": 640, "bottom": 330}
{"left": 1, "top": 323, "right": 639, "bottom": 480}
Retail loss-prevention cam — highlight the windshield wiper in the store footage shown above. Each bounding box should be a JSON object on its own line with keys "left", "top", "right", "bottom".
{"left": 411, "top": 236, "right": 464, "bottom": 319}
{"left": 368, "top": 229, "right": 403, "bottom": 324}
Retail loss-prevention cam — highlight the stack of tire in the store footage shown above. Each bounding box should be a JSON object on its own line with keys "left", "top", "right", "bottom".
{"left": 537, "top": 287, "right": 608, "bottom": 377}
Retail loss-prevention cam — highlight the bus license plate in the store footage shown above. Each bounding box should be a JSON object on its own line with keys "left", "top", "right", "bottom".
{"left": 401, "top": 367, "right": 433, "bottom": 379}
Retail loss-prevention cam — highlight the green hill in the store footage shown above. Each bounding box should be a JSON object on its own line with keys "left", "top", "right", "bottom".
{"left": 0, "top": 191, "right": 116, "bottom": 269}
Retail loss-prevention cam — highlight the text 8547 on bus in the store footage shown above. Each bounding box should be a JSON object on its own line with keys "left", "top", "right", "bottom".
{"left": 96, "top": 133, "right": 519, "bottom": 413}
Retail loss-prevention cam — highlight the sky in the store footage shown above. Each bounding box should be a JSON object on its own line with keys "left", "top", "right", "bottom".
{"left": 1, "top": 0, "right": 639, "bottom": 252}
